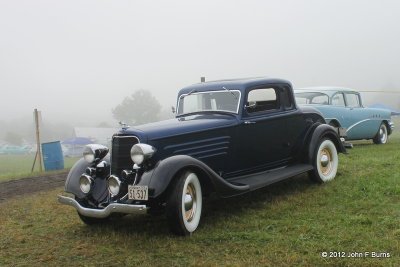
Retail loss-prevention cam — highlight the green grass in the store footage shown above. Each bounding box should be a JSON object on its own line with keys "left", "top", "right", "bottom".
{"left": 0, "top": 154, "right": 78, "bottom": 181}
{"left": 0, "top": 134, "right": 399, "bottom": 266}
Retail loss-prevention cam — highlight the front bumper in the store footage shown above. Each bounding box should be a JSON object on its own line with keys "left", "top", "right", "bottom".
{"left": 57, "top": 195, "right": 148, "bottom": 218}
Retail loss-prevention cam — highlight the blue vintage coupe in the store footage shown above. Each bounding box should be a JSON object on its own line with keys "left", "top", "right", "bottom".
{"left": 295, "top": 87, "right": 394, "bottom": 144}
{"left": 58, "top": 78, "right": 347, "bottom": 235}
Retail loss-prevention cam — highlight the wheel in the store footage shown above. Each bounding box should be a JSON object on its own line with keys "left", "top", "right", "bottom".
{"left": 75, "top": 197, "right": 110, "bottom": 225}
{"left": 373, "top": 123, "right": 388, "bottom": 144}
{"left": 166, "top": 171, "right": 202, "bottom": 235}
{"left": 308, "top": 138, "right": 339, "bottom": 183}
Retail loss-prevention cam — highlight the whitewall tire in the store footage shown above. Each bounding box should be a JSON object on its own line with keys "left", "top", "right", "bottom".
{"left": 309, "top": 138, "right": 339, "bottom": 183}
{"left": 166, "top": 171, "right": 202, "bottom": 235}
{"left": 373, "top": 123, "right": 388, "bottom": 144}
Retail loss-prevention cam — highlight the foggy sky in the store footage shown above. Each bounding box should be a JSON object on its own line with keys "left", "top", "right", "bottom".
{"left": 1, "top": 0, "right": 400, "bottom": 127}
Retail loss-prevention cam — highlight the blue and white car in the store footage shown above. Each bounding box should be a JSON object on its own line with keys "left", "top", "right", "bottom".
{"left": 295, "top": 87, "right": 394, "bottom": 144}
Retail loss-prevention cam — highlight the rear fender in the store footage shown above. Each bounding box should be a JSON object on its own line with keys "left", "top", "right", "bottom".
{"left": 306, "top": 124, "right": 347, "bottom": 163}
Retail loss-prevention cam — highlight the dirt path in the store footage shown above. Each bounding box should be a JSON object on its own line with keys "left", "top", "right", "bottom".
{"left": 0, "top": 171, "right": 69, "bottom": 203}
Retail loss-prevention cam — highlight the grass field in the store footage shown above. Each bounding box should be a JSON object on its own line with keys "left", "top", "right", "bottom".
{"left": 0, "top": 154, "right": 78, "bottom": 181}
{"left": 0, "top": 133, "right": 399, "bottom": 266}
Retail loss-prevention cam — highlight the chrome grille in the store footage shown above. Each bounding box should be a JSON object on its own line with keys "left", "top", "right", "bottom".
{"left": 111, "top": 136, "right": 139, "bottom": 175}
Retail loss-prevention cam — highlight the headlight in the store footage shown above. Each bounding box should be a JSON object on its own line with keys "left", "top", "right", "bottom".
{"left": 79, "top": 174, "right": 93, "bottom": 194}
{"left": 83, "top": 144, "right": 109, "bottom": 163}
{"left": 130, "top": 143, "right": 156, "bottom": 165}
{"left": 107, "top": 175, "right": 121, "bottom": 196}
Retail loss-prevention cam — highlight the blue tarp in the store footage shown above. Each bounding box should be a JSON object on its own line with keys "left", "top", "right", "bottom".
{"left": 61, "top": 137, "right": 92, "bottom": 145}
{"left": 369, "top": 104, "right": 400, "bottom": 116}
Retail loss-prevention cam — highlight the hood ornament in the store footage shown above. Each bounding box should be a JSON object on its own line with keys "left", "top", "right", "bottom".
{"left": 119, "top": 121, "right": 130, "bottom": 130}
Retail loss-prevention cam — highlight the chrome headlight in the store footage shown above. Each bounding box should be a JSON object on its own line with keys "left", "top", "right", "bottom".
{"left": 83, "top": 144, "right": 109, "bottom": 163}
{"left": 79, "top": 174, "right": 93, "bottom": 194}
{"left": 107, "top": 175, "right": 121, "bottom": 196}
{"left": 130, "top": 143, "right": 156, "bottom": 165}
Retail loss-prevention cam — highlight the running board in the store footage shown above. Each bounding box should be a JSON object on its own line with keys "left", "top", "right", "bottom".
{"left": 226, "top": 164, "right": 313, "bottom": 191}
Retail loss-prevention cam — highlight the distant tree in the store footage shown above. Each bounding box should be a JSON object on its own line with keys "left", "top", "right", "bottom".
{"left": 112, "top": 90, "right": 162, "bottom": 125}
{"left": 4, "top": 131, "right": 23, "bottom": 145}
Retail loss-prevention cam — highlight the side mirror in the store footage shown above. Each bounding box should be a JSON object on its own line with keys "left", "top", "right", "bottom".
{"left": 171, "top": 106, "right": 176, "bottom": 113}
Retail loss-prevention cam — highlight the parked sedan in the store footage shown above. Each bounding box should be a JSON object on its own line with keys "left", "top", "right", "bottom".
{"left": 295, "top": 87, "right": 394, "bottom": 144}
{"left": 0, "top": 145, "right": 31, "bottom": 154}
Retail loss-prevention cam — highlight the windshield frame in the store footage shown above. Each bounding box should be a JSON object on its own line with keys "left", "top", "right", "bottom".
{"left": 176, "top": 89, "right": 242, "bottom": 116}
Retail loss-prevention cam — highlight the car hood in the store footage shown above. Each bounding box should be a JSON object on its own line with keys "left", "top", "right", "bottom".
{"left": 120, "top": 113, "right": 238, "bottom": 141}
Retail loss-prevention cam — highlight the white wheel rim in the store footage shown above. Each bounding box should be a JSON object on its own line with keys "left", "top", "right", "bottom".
{"left": 181, "top": 173, "right": 202, "bottom": 233}
{"left": 316, "top": 140, "right": 338, "bottom": 182}
{"left": 379, "top": 125, "right": 387, "bottom": 143}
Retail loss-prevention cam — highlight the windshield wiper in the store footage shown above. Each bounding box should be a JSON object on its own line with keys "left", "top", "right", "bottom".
{"left": 222, "top": 87, "right": 238, "bottom": 100}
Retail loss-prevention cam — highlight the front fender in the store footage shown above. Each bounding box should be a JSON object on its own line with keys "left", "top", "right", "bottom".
{"left": 65, "top": 155, "right": 110, "bottom": 201}
{"left": 65, "top": 158, "right": 90, "bottom": 199}
{"left": 144, "top": 155, "right": 249, "bottom": 199}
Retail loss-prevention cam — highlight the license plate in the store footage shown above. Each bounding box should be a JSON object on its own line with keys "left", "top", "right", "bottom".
{"left": 128, "top": 185, "right": 148, "bottom": 200}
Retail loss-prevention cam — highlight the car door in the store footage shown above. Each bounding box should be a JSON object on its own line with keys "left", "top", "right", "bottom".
{"left": 344, "top": 92, "right": 378, "bottom": 139}
{"left": 235, "top": 84, "right": 303, "bottom": 173}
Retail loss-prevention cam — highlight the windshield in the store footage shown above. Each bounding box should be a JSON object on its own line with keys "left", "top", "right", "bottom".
{"left": 177, "top": 90, "right": 241, "bottom": 115}
{"left": 295, "top": 92, "right": 329, "bottom": 105}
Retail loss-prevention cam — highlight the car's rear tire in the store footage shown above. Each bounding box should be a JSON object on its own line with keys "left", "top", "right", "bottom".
{"left": 166, "top": 171, "right": 202, "bottom": 235}
{"left": 309, "top": 138, "right": 339, "bottom": 183}
{"left": 373, "top": 123, "right": 388, "bottom": 144}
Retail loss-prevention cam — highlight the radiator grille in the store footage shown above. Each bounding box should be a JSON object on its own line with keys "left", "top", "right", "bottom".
{"left": 111, "top": 136, "right": 139, "bottom": 176}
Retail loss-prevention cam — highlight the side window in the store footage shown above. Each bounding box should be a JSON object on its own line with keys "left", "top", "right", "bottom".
{"left": 246, "top": 88, "right": 278, "bottom": 113}
{"left": 332, "top": 93, "right": 345, "bottom": 106}
{"left": 311, "top": 95, "right": 329, "bottom": 105}
{"left": 346, "top": 93, "right": 360, "bottom": 107}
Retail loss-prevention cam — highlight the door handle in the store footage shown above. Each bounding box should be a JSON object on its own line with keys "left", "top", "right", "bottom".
{"left": 244, "top": 121, "right": 256, "bottom": 125}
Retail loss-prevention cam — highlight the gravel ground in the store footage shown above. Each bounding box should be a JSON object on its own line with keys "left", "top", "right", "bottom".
{"left": 0, "top": 171, "right": 69, "bottom": 203}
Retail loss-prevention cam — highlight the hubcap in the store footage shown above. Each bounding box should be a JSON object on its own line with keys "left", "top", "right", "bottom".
{"left": 184, "top": 183, "right": 197, "bottom": 222}
{"left": 320, "top": 148, "right": 332, "bottom": 175}
{"left": 321, "top": 154, "right": 329, "bottom": 167}
{"left": 184, "top": 194, "right": 193, "bottom": 211}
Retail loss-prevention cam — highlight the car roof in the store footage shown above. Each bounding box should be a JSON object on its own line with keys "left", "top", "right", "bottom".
{"left": 178, "top": 77, "right": 291, "bottom": 95}
{"left": 295, "top": 87, "right": 357, "bottom": 97}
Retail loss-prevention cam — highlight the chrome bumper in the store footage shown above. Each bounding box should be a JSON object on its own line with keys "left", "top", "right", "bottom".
{"left": 389, "top": 121, "right": 395, "bottom": 130}
{"left": 57, "top": 195, "right": 148, "bottom": 218}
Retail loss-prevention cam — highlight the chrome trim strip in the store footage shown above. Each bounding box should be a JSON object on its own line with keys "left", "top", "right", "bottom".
{"left": 346, "top": 118, "right": 382, "bottom": 133}
{"left": 58, "top": 195, "right": 147, "bottom": 218}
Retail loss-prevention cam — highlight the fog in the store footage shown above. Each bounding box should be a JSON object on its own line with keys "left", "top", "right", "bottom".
{"left": 1, "top": 0, "right": 399, "bottom": 140}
